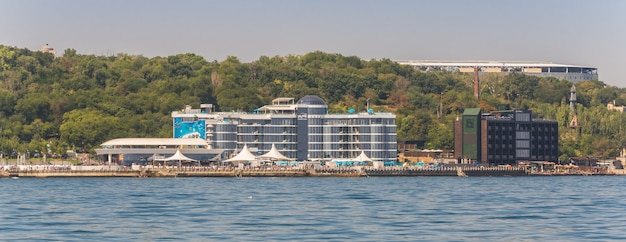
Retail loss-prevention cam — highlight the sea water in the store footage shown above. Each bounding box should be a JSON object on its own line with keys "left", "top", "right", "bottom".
{"left": 1, "top": 176, "right": 625, "bottom": 241}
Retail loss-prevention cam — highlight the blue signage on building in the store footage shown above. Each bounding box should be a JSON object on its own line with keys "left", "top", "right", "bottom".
{"left": 174, "top": 118, "right": 206, "bottom": 139}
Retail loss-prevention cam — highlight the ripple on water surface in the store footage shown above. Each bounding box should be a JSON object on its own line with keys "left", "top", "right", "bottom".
{"left": 1, "top": 176, "right": 626, "bottom": 241}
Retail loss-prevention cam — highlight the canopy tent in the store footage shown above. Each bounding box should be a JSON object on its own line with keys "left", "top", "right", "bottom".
{"left": 156, "top": 149, "right": 197, "bottom": 162}
{"left": 346, "top": 151, "right": 371, "bottom": 166}
{"left": 328, "top": 152, "right": 376, "bottom": 166}
{"left": 224, "top": 144, "right": 257, "bottom": 163}
{"left": 258, "top": 144, "right": 293, "bottom": 161}
{"left": 351, "top": 151, "right": 374, "bottom": 162}
{"left": 155, "top": 149, "right": 198, "bottom": 166}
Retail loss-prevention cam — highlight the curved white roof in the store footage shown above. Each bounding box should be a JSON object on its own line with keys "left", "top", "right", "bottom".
{"left": 101, "top": 138, "right": 207, "bottom": 147}
{"left": 397, "top": 60, "right": 595, "bottom": 69}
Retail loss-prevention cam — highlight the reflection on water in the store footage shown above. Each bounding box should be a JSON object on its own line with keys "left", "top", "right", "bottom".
{"left": 1, "top": 176, "right": 625, "bottom": 241}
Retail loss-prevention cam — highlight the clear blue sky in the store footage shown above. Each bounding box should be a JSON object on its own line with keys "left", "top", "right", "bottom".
{"left": 2, "top": 0, "right": 625, "bottom": 87}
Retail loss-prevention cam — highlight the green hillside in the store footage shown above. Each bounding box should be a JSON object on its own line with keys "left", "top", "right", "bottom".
{"left": 1, "top": 45, "right": 625, "bottom": 160}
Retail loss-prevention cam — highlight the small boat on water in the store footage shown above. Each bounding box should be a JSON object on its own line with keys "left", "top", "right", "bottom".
{"left": 457, "top": 167, "right": 468, "bottom": 177}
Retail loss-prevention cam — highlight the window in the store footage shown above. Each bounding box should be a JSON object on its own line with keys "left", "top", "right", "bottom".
{"left": 515, "top": 140, "right": 530, "bottom": 148}
{"left": 465, "top": 119, "right": 474, "bottom": 128}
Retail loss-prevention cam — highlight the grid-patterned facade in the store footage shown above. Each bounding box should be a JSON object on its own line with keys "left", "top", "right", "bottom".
{"left": 455, "top": 109, "right": 559, "bottom": 165}
{"left": 172, "top": 95, "right": 397, "bottom": 162}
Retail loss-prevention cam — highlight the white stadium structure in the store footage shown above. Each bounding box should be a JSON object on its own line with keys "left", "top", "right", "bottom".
{"left": 397, "top": 60, "right": 598, "bottom": 83}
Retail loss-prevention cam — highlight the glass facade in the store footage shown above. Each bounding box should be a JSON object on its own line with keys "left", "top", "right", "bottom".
{"left": 172, "top": 96, "right": 397, "bottom": 162}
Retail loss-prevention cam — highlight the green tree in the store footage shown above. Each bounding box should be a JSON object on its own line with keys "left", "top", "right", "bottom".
{"left": 425, "top": 121, "right": 453, "bottom": 149}
{"left": 59, "top": 109, "right": 123, "bottom": 150}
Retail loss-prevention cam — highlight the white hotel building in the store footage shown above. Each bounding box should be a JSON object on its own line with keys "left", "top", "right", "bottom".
{"left": 171, "top": 95, "right": 397, "bottom": 162}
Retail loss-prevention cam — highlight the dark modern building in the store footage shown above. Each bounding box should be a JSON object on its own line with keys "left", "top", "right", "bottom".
{"left": 454, "top": 108, "right": 558, "bottom": 165}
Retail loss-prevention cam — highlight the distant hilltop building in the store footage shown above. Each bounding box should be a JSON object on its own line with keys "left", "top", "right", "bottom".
{"left": 39, "top": 44, "right": 56, "bottom": 56}
{"left": 607, "top": 100, "right": 626, "bottom": 112}
{"left": 171, "top": 95, "right": 398, "bottom": 163}
{"left": 397, "top": 60, "right": 598, "bottom": 83}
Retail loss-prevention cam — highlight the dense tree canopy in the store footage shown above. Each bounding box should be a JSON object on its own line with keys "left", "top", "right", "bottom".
{"left": 1, "top": 45, "right": 625, "bottom": 160}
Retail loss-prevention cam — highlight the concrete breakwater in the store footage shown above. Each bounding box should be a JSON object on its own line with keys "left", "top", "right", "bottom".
{"left": 320, "top": 167, "right": 527, "bottom": 177}
{"left": 2, "top": 166, "right": 620, "bottom": 178}
{"left": 3, "top": 166, "right": 526, "bottom": 178}
{"left": 363, "top": 169, "right": 526, "bottom": 177}
{"left": 5, "top": 170, "right": 139, "bottom": 178}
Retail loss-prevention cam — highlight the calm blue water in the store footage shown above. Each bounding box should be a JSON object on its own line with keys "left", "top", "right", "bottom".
{"left": 1, "top": 176, "right": 625, "bottom": 241}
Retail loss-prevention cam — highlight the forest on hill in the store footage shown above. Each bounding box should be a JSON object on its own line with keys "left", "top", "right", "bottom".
{"left": 1, "top": 45, "right": 626, "bottom": 161}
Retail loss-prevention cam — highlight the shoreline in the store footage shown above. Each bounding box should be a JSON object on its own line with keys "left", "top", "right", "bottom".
{"left": 2, "top": 167, "right": 621, "bottom": 178}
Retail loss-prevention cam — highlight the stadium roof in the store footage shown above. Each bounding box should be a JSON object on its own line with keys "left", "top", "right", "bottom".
{"left": 396, "top": 60, "right": 595, "bottom": 69}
